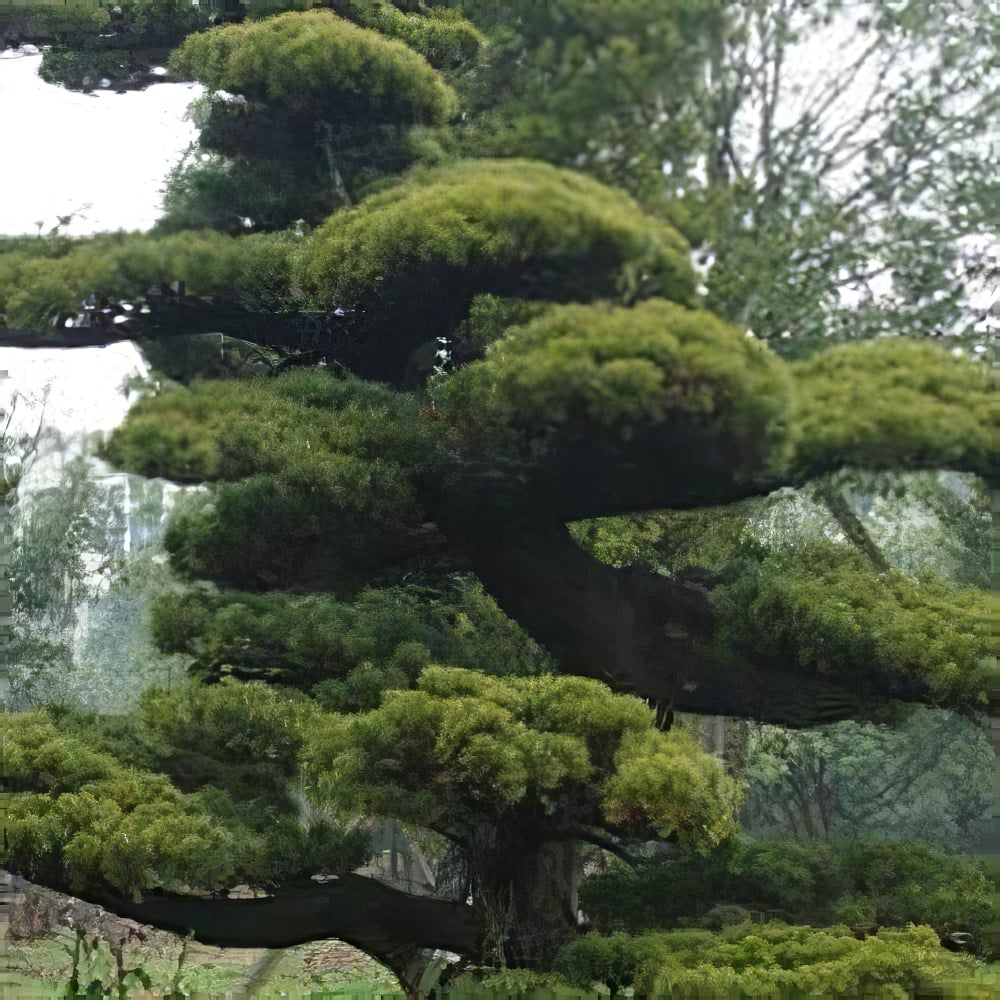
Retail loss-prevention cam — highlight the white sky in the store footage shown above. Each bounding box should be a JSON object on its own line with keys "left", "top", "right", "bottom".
{"left": 0, "top": 49, "right": 202, "bottom": 236}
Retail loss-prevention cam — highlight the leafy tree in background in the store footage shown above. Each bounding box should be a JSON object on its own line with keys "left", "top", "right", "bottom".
{"left": 26, "top": 0, "right": 207, "bottom": 92}
{"left": 578, "top": 837, "right": 993, "bottom": 945}
{"left": 670, "top": 0, "right": 998, "bottom": 352}
{"left": 458, "top": 0, "right": 997, "bottom": 352}
{"left": 453, "top": 0, "right": 728, "bottom": 204}
{"left": 739, "top": 708, "right": 993, "bottom": 848}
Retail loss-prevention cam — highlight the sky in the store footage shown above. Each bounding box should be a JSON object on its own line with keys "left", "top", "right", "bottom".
{"left": 0, "top": 49, "right": 202, "bottom": 236}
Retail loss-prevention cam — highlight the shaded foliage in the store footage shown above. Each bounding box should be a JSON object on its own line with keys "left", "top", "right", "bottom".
{"left": 710, "top": 539, "right": 990, "bottom": 708}
{"left": 740, "top": 708, "right": 993, "bottom": 848}
{"left": 580, "top": 837, "right": 992, "bottom": 944}
{"left": 149, "top": 576, "right": 551, "bottom": 692}
{"left": 103, "top": 370, "right": 439, "bottom": 587}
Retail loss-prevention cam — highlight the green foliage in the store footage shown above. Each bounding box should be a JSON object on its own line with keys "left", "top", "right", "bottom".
{"left": 3, "top": 693, "right": 370, "bottom": 896}
{"left": 741, "top": 708, "right": 994, "bottom": 847}
{"left": 455, "top": 0, "right": 728, "bottom": 204}
{"left": 149, "top": 576, "right": 549, "bottom": 689}
{"left": 443, "top": 299, "right": 790, "bottom": 463}
{"left": 342, "top": 1, "right": 483, "bottom": 70}
{"left": 579, "top": 846, "right": 734, "bottom": 934}
{"left": 580, "top": 837, "right": 993, "bottom": 943}
{"left": 836, "top": 841, "right": 994, "bottom": 934}
{"left": 0, "top": 229, "right": 299, "bottom": 331}
{"left": 555, "top": 932, "right": 646, "bottom": 998}
{"left": 169, "top": 10, "right": 456, "bottom": 125}
{"left": 711, "top": 539, "right": 990, "bottom": 706}
{"left": 104, "top": 370, "right": 438, "bottom": 587}
{"left": 106, "top": 369, "right": 432, "bottom": 482}
{"left": 161, "top": 8, "right": 461, "bottom": 229}
{"left": 1, "top": 714, "right": 238, "bottom": 895}
{"left": 306, "top": 667, "right": 737, "bottom": 849}
{"left": 568, "top": 504, "right": 748, "bottom": 576}
{"left": 631, "top": 922, "right": 977, "bottom": 998}
{"left": 157, "top": 149, "right": 337, "bottom": 235}
{"left": 139, "top": 681, "right": 314, "bottom": 777}
{"left": 727, "top": 840, "right": 846, "bottom": 913}
{"left": 28, "top": 2, "right": 207, "bottom": 91}
{"left": 297, "top": 158, "right": 696, "bottom": 316}
{"left": 602, "top": 729, "right": 739, "bottom": 851}
{"left": 791, "top": 340, "right": 996, "bottom": 475}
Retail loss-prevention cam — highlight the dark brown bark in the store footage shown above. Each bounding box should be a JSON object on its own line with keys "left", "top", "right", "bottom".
{"left": 434, "top": 423, "right": 912, "bottom": 727}
{"left": 469, "top": 820, "right": 580, "bottom": 970}
{"left": 65, "top": 874, "right": 477, "bottom": 993}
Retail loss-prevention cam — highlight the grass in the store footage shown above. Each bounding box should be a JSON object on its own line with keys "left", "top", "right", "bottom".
{"left": 0, "top": 929, "right": 400, "bottom": 996}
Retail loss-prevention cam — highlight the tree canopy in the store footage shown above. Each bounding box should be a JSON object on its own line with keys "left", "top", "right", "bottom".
{"left": 0, "top": 1, "right": 995, "bottom": 990}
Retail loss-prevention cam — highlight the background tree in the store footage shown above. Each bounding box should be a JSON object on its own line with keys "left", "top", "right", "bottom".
{"left": 738, "top": 708, "right": 993, "bottom": 848}
{"left": 676, "top": 0, "right": 998, "bottom": 353}
{"left": 457, "top": 0, "right": 997, "bottom": 353}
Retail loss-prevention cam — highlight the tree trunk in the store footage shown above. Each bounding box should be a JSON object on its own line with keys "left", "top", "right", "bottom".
{"left": 471, "top": 821, "right": 579, "bottom": 970}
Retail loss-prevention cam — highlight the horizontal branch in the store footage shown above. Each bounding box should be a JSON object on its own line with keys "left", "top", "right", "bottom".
{"left": 53, "top": 873, "right": 479, "bottom": 986}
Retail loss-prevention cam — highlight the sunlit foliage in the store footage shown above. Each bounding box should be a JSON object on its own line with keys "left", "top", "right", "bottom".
{"left": 443, "top": 299, "right": 789, "bottom": 460}
{"left": 306, "top": 666, "right": 738, "bottom": 850}
{"left": 169, "top": 11, "right": 456, "bottom": 126}
{"left": 297, "top": 159, "right": 696, "bottom": 315}
{"left": 341, "top": 1, "right": 483, "bottom": 70}
{"left": 791, "top": 339, "right": 996, "bottom": 474}
{"left": 557, "top": 923, "right": 981, "bottom": 998}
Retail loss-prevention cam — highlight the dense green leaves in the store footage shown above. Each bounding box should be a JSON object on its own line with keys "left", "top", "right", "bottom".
{"left": 711, "top": 540, "right": 990, "bottom": 705}
{"left": 169, "top": 11, "right": 456, "bottom": 126}
{"left": 297, "top": 159, "right": 696, "bottom": 314}
{"left": 791, "top": 340, "right": 996, "bottom": 474}
{"left": 160, "top": 8, "right": 461, "bottom": 229}
{"left": 342, "top": 1, "right": 483, "bottom": 70}
{"left": 306, "top": 667, "right": 737, "bottom": 847}
{"left": 150, "top": 577, "right": 550, "bottom": 690}
{"left": 580, "top": 836, "right": 993, "bottom": 942}
{"left": 444, "top": 299, "right": 789, "bottom": 461}
{"left": 454, "top": 0, "right": 727, "bottom": 203}
{"left": 559, "top": 923, "right": 981, "bottom": 998}
{"left": 2, "top": 714, "right": 237, "bottom": 895}
{"left": 103, "top": 370, "right": 439, "bottom": 586}
{"left": 1, "top": 693, "right": 371, "bottom": 898}
{"left": 0, "top": 229, "right": 298, "bottom": 331}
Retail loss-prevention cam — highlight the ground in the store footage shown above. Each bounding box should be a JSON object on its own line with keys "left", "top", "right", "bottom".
{"left": 1, "top": 881, "right": 397, "bottom": 995}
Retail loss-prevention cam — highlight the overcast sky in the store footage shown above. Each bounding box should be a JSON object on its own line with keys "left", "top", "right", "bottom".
{"left": 0, "top": 49, "right": 201, "bottom": 236}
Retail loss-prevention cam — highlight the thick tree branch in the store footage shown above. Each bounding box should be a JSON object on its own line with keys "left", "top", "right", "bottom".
{"left": 54, "top": 874, "right": 478, "bottom": 990}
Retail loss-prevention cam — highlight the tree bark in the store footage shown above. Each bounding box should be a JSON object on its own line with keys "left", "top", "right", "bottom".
{"left": 434, "top": 423, "right": 921, "bottom": 727}
{"left": 57, "top": 874, "right": 477, "bottom": 994}
{"left": 469, "top": 819, "right": 580, "bottom": 971}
